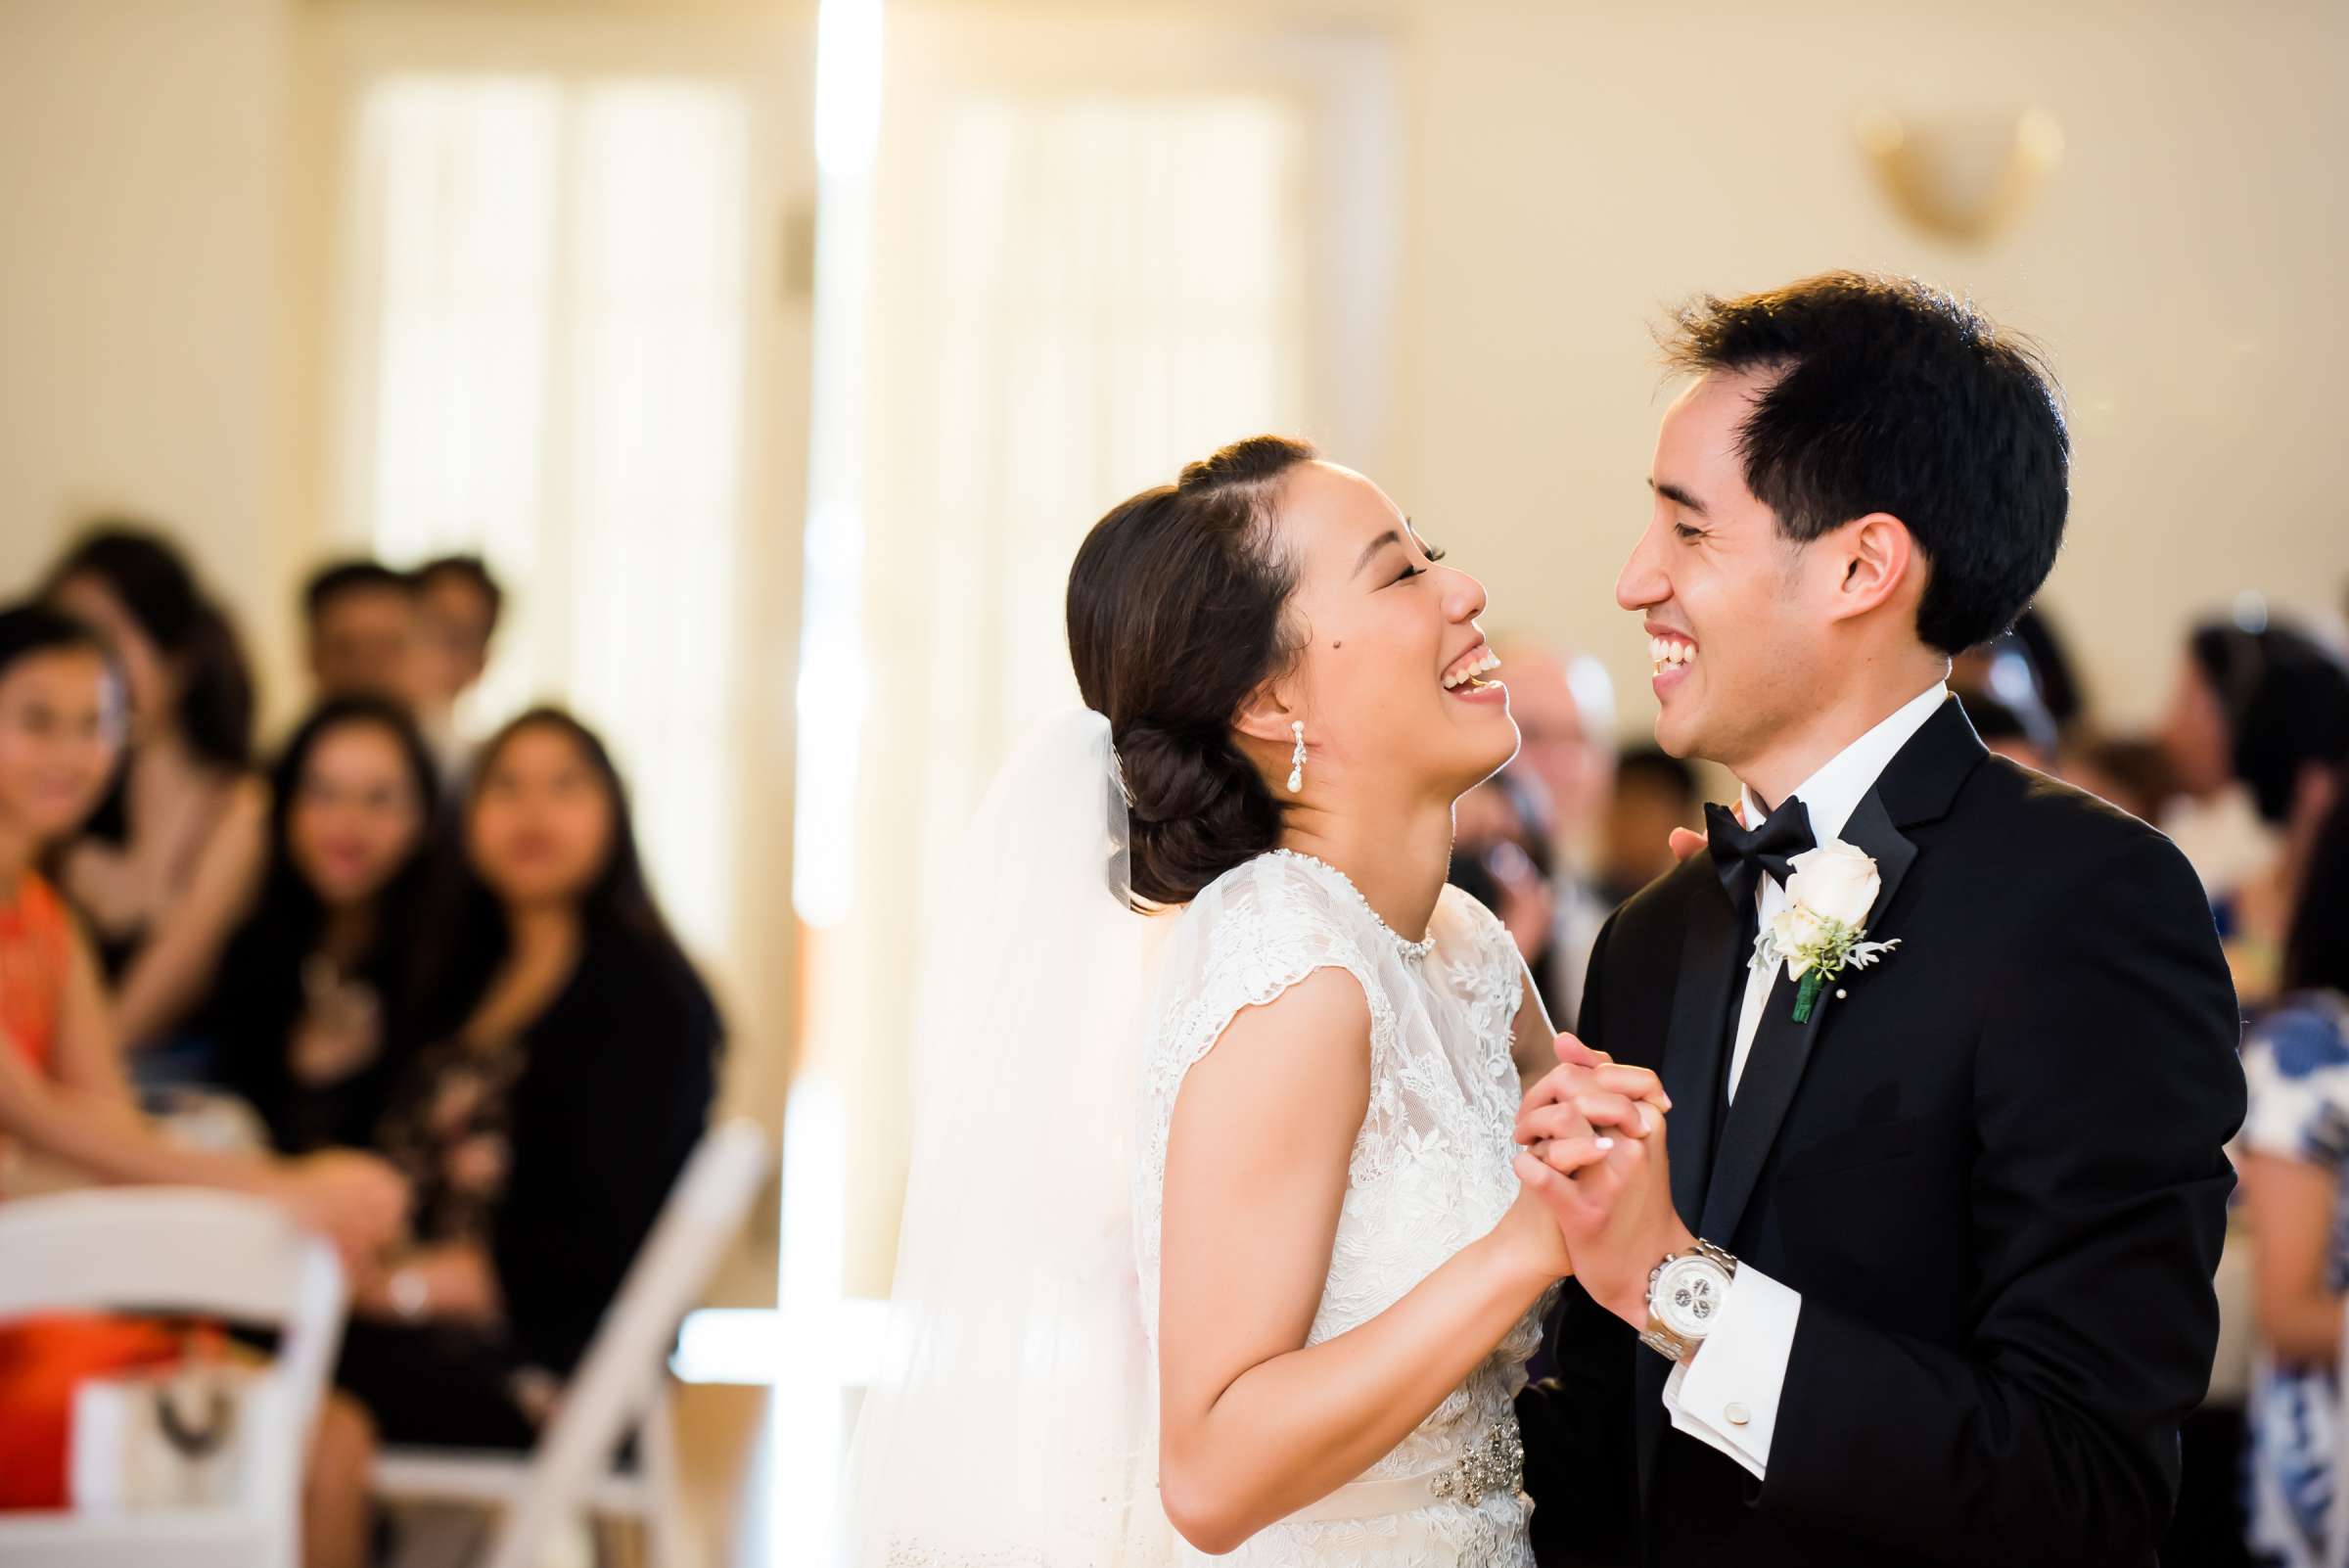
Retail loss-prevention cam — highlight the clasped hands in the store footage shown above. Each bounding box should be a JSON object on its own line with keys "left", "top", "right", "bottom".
{"left": 1501, "top": 816, "right": 1720, "bottom": 1325}
{"left": 1509, "top": 1034, "right": 1695, "bottom": 1331}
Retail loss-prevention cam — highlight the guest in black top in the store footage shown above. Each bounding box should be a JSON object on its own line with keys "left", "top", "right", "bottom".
{"left": 203, "top": 696, "right": 439, "bottom": 1152}
{"left": 336, "top": 707, "right": 720, "bottom": 1449}
{"left": 43, "top": 527, "right": 268, "bottom": 1062}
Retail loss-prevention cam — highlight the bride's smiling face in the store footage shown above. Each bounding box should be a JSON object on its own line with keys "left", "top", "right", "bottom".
{"left": 1248, "top": 460, "right": 1518, "bottom": 801}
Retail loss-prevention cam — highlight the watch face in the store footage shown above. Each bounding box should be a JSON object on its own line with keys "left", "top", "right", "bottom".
{"left": 1656, "top": 1257, "right": 1729, "bottom": 1338}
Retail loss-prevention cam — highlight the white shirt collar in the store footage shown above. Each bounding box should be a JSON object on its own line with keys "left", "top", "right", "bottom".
{"left": 1738, "top": 682, "right": 1951, "bottom": 848}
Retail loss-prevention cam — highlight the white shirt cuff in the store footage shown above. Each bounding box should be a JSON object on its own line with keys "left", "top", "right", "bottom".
{"left": 1658, "top": 1263, "right": 1801, "bottom": 1480}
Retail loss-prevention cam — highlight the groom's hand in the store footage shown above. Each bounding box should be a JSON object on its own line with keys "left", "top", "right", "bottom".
{"left": 1514, "top": 1034, "right": 1694, "bottom": 1327}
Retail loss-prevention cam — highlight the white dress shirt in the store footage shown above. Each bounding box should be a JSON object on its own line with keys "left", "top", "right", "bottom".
{"left": 1660, "top": 681, "right": 1952, "bottom": 1480}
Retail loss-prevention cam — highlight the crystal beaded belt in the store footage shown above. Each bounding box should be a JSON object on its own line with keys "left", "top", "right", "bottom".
{"left": 1281, "top": 1421, "right": 1526, "bottom": 1523}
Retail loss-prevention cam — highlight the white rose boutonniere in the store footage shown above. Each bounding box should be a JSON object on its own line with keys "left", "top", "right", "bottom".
{"left": 1755, "top": 841, "right": 1901, "bottom": 1023}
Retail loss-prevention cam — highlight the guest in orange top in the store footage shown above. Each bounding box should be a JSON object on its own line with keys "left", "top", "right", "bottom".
{"left": 0, "top": 606, "right": 135, "bottom": 1176}
{"left": 0, "top": 605, "right": 161, "bottom": 1513}
{"left": 0, "top": 605, "right": 405, "bottom": 1568}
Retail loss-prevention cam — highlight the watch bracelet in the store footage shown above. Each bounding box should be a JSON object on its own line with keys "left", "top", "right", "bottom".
{"left": 1641, "top": 1237, "right": 1739, "bottom": 1361}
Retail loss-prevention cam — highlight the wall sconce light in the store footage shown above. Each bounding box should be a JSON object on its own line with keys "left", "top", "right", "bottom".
{"left": 1855, "top": 106, "right": 2065, "bottom": 246}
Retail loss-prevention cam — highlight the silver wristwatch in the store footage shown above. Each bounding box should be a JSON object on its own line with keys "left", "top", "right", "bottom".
{"left": 1640, "top": 1239, "right": 1738, "bottom": 1362}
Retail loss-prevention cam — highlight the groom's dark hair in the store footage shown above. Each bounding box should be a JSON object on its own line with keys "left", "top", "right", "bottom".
{"left": 1660, "top": 272, "right": 2069, "bottom": 655}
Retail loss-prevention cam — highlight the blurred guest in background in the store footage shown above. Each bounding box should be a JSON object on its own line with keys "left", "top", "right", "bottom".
{"left": 304, "top": 558, "right": 420, "bottom": 706}
{"left": 1958, "top": 691, "right": 2058, "bottom": 774}
{"left": 336, "top": 708, "right": 717, "bottom": 1450}
{"left": 2163, "top": 619, "right": 2349, "bottom": 1006}
{"left": 1493, "top": 639, "right": 1617, "bottom": 850}
{"left": 2237, "top": 772, "right": 2349, "bottom": 1567}
{"left": 43, "top": 529, "right": 266, "bottom": 1061}
{"left": 0, "top": 621, "right": 402, "bottom": 1559}
{"left": 1953, "top": 606, "right": 2082, "bottom": 751}
{"left": 1449, "top": 771, "right": 1562, "bottom": 1062}
{"left": 2062, "top": 734, "right": 2179, "bottom": 825}
{"left": 1490, "top": 638, "right": 1616, "bottom": 1020}
{"left": 2008, "top": 606, "right": 2087, "bottom": 743}
{"left": 0, "top": 606, "right": 134, "bottom": 1135}
{"left": 409, "top": 554, "right": 505, "bottom": 780}
{"left": 202, "top": 696, "right": 438, "bottom": 1154}
{"left": 1594, "top": 744, "right": 1700, "bottom": 905}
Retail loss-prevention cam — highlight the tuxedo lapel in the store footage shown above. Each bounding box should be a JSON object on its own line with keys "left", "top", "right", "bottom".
{"left": 1699, "top": 788, "right": 1917, "bottom": 1241}
{"left": 1659, "top": 870, "right": 1741, "bottom": 1223}
{"left": 1635, "top": 869, "right": 1746, "bottom": 1507}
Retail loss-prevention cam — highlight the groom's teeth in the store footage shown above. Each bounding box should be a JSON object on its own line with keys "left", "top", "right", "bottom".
{"left": 1649, "top": 636, "right": 1696, "bottom": 670}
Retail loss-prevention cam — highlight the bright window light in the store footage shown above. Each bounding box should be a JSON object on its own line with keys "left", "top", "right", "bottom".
{"left": 338, "top": 72, "right": 751, "bottom": 961}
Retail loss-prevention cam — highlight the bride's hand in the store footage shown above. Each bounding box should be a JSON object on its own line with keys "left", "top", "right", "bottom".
{"left": 1495, "top": 1128, "right": 1617, "bottom": 1282}
{"left": 1499, "top": 1039, "right": 1671, "bottom": 1282}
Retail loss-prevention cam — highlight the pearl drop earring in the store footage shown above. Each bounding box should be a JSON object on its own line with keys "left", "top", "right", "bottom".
{"left": 1287, "top": 721, "right": 1307, "bottom": 794}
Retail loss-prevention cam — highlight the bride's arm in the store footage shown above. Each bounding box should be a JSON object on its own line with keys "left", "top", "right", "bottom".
{"left": 1155, "top": 968, "right": 1629, "bottom": 1553}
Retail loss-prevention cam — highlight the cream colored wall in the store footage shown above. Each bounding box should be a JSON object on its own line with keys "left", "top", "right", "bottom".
{"left": 0, "top": 0, "right": 301, "bottom": 712}
{"left": 15, "top": 1, "right": 2336, "bottom": 739}
{"left": 1393, "top": 0, "right": 2349, "bottom": 736}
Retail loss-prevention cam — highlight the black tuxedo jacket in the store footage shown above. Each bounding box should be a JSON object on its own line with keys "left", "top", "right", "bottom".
{"left": 1517, "top": 696, "right": 2244, "bottom": 1567}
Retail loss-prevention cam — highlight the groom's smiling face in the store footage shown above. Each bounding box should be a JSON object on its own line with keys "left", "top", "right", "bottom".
{"left": 1618, "top": 370, "right": 1839, "bottom": 770}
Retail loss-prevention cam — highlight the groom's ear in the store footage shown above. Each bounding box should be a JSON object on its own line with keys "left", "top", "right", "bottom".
{"left": 1823, "top": 512, "right": 1922, "bottom": 627}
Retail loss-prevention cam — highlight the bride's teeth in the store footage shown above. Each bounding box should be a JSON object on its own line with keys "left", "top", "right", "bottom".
{"left": 1443, "top": 649, "right": 1501, "bottom": 690}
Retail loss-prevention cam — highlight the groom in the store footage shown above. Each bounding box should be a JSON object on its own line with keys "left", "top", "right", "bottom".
{"left": 1510, "top": 273, "right": 2243, "bottom": 1566}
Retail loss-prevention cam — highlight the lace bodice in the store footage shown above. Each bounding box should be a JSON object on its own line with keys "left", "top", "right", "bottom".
{"left": 1134, "top": 852, "right": 1544, "bottom": 1567}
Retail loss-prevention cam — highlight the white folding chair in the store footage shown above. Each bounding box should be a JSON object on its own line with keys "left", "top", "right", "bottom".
{"left": 373, "top": 1118, "right": 771, "bottom": 1568}
{"left": 0, "top": 1187, "right": 346, "bottom": 1568}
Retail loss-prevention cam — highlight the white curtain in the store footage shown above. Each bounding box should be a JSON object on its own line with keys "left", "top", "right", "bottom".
{"left": 332, "top": 72, "right": 750, "bottom": 961}
{"left": 903, "top": 89, "right": 1313, "bottom": 859}
{"left": 807, "top": 8, "right": 1397, "bottom": 1301}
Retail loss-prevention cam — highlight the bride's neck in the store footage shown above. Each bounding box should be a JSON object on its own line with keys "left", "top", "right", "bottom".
{"left": 1278, "top": 791, "right": 1456, "bottom": 945}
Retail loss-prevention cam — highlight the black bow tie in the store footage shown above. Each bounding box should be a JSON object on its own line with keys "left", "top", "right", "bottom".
{"left": 1705, "top": 797, "right": 1818, "bottom": 913}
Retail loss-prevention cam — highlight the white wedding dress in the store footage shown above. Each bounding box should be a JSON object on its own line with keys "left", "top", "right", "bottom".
{"left": 843, "top": 714, "right": 1546, "bottom": 1568}
{"left": 1135, "top": 849, "right": 1545, "bottom": 1568}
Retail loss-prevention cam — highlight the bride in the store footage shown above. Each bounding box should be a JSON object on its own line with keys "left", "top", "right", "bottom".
{"left": 844, "top": 436, "right": 1666, "bottom": 1566}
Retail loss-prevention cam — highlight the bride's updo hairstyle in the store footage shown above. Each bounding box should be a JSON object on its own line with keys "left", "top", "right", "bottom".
{"left": 1067, "top": 435, "right": 1316, "bottom": 906}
